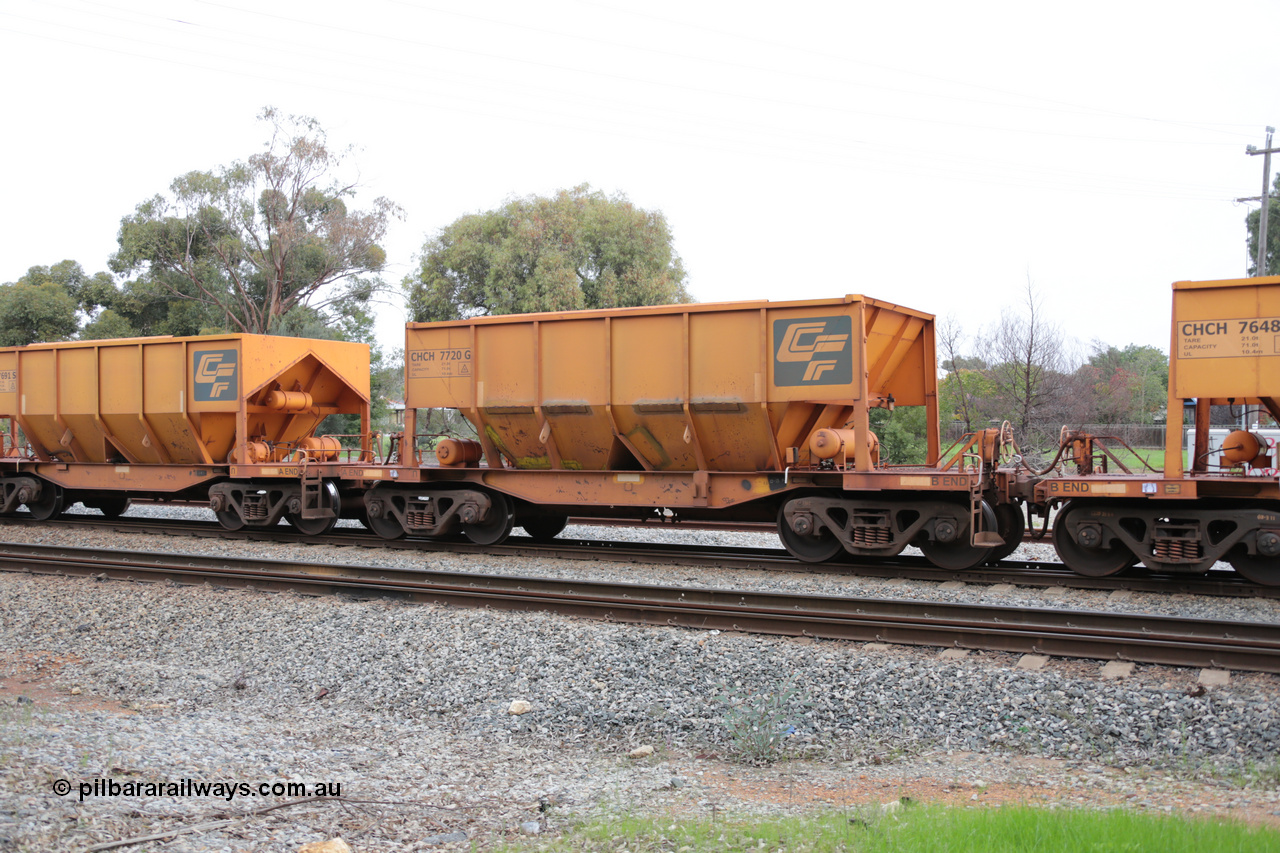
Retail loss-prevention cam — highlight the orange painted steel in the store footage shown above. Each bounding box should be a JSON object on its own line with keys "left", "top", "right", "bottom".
{"left": 1026, "top": 276, "right": 1280, "bottom": 585}
{"left": 1164, "top": 275, "right": 1280, "bottom": 478}
{"left": 0, "top": 334, "right": 371, "bottom": 472}
{"left": 435, "top": 438, "right": 484, "bottom": 467}
{"left": 404, "top": 295, "right": 937, "bottom": 476}
{"left": 809, "top": 427, "right": 881, "bottom": 466}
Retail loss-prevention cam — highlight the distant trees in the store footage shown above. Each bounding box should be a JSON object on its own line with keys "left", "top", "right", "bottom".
{"left": 0, "top": 261, "right": 115, "bottom": 346}
{"left": 1246, "top": 173, "right": 1280, "bottom": 277}
{"left": 2, "top": 110, "right": 398, "bottom": 352}
{"left": 870, "top": 405, "right": 929, "bottom": 464}
{"left": 0, "top": 280, "right": 78, "bottom": 347}
{"left": 405, "top": 184, "right": 690, "bottom": 322}
{"left": 937, "top": 316, "right": 1000, "bottom": 433}
{"left": 934, "top": 284, "right": 1080, "bottom": 455}
{"left": 938, "top": 364, "right": 1000, "bottom": 434}
{"left": 936, "top": 283, "right": 1172, "bottom": 458}
{"left": 111, "top": 107, "right": 400, "bottom": 335}
{"left": 1077, "top": 343, "right": 1168, "bottom": 425}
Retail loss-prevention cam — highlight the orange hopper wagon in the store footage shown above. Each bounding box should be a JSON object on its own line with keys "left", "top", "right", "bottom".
{"left": 368, "top": 295, "right": 1021, "bottom": 569}
{"left": 0, "top": 334, "right": 370, "bottom": 531}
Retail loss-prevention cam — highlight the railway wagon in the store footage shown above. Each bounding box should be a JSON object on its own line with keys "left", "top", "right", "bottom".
{"left": 1040, "top": 275, "right": 1280, "bottom": 585}
{"left": 367, "top": 295, "right": 1024, "bottom": 569}
{"left": 0, "top": 333, "right": 372, "bottom": 532}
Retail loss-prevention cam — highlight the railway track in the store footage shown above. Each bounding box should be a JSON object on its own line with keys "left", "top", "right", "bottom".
{"left": 2, "top": 512, "right": 1275, "bottom": 599}
{"left": 4, "top": 540, "right": 1278, "bottom": 674}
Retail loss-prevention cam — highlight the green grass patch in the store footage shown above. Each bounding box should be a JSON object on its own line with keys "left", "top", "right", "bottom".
{"left": 1096, "top": 445, "right": 1167, "bottom": 472}
{"left": 500, "top": 804, "right": 1280, "bottom": 852}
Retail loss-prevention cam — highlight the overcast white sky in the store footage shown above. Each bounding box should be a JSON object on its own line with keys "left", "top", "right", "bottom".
{"left": 1, "top": 0, "right": 1276, "bottom": 359}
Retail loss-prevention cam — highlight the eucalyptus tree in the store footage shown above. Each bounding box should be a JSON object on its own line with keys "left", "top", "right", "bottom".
{"left": 405, "top": 184, "right": 690, "bottom": 322}
{"left": 112, "top": 107, "right": 400, "bottom": 335}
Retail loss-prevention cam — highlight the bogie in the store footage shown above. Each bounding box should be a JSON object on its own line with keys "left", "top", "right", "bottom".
{"left": 776, "top": 494, "right": 1007, "bottom": 571}
{"left": 4, "top": 278, "right": 1280, "bottom": 592}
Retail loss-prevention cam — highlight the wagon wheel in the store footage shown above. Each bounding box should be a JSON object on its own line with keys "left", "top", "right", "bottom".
{"left": 367, "top": 497, "right": 407, "bottom": 540}
{"left": 88, "top": 496, "right": 131, "bottom": 518}
{"left": 776, "top": 502, "right": 845, "bottom": 563}
{"left": 920, "top": 503, "right": 999, "bottom": 570}
{"left": 214, "top": 507, "right": 245, "bottom": 531}
{"left": 367, "top": 511, "right": 406, "bottom": 540}
{"left": 286, "top": 482, "right": 341, "bottom": 536}
{"left": 26, "top": 483, "right": 65, "bottom": 521}
{"left": 522, "top": 514, "right": 569, "bottom": 542}
{"left": 462, "top": 492, "right": 515, "bottom": 546}
{"left": 988, "top": 502, "right": 1025, "bottom": 562}
{"left": 1051, "top": 500, "right": 1134, "bottom": 577}
{"left": 1229, "top": 548, "right": 1280, "bottom": 587}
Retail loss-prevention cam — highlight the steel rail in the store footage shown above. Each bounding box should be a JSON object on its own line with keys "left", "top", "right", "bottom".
{"left": 5, "top": 542, "right": 1279, "bottom": 673}
{"left": 574, "top": 516, "right": 1055, "bottom": 544}
{"left": 4, "top": 513, "right": 1274, "bottom": 599}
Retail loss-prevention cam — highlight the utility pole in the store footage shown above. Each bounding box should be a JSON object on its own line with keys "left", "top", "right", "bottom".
{"left": 1247, "top": 126, "right": 1276, "bottom": 277}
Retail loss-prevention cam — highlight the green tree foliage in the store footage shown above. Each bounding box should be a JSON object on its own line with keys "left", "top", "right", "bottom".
{"left": 869, "top": 406, "right": 929, "bottom": 464}
{"left": 937, "top": 316, "right": 1005, "bottom": 432}
{"left": 0, "top": 281, "right": 79, "bottom": 346}
{"left": 1078, "top": 343, "right": 1168, "bottom": 424}
{"left": 16, "top": 261, "right": 117, "bottom": 316}
{"left": 0, "top": 261, "right": 120, "bottom": 346}
{"left": 105, "top": 278, "right": 219, "bottom": 337}
{"left": 1246, "top": 173, "right": 1280, "bottom": 277}
{"left": 938, "top": 367, "right": 1001, "bottom": 429}
{"left": 78, "top": 309, "right": 136, "bottom": 341}
{"left": 111, "top": 107, "right": 400, "bottom": 334}
{"left": 405, "top": 184, "right": 691, "bottom": 321}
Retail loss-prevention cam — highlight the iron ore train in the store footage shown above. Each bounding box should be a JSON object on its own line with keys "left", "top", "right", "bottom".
{"left": 1, "top": 276, "right": 1279, "bottom": 586}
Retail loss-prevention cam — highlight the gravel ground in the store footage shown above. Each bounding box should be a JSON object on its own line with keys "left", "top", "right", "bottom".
{"left": 1, "top": 505, "right": 1279, "bottom": 851}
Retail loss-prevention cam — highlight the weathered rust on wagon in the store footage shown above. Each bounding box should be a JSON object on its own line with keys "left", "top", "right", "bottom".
{"left": 403, "top": 295, "right": 938, "bottom": 474}
{"left": 382, "top": 295, "right": 1026, "bottom": 568}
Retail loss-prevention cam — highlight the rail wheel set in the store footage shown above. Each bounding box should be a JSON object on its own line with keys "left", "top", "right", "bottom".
{"left": 2, "top": 277, "right": 1279, "bottom": 587}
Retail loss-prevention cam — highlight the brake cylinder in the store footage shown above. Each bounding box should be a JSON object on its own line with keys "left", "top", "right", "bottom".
{"left": 436, "top": 438, "right": 484, "bottom": 467}
{"left": 1221, "top": 429, "right": 1270, "bottom": 467}
{"left": 808, "top": 428, "right": 880, "bottom": 466}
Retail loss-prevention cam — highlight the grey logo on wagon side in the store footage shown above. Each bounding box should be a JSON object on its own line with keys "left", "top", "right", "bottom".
{"left": 773, "top": 316, "right": 852, "bottom": 386}
{"left": 193, "top": 350, "right": 238, "bottom": 401}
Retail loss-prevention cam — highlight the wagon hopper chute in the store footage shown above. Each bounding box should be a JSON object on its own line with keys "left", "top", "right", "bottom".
{"left": 0, "top": 334, "right": 370, "bottom": 529}
{"left": 377, "top": 295, "right": 1018, "bottom": 567}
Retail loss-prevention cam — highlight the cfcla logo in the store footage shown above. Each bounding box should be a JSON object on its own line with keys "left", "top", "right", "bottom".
{"left": 773, "top": 316, "right": 853, "bottom": 386}
{"left": 777, "top": 322, "right": 849, "bottom": 381}
{"left": 194, "top": 350, "right": 238, "bottom": 401}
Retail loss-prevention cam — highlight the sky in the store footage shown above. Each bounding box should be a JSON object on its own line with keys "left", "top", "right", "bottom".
{"left": 1, "top": 0, "right": 1277, "bottom": 361}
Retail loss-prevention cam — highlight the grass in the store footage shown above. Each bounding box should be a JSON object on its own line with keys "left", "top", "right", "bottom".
{"left": 497, "top": 805, "right": 1280, "bottom": 852}
{"left": 717, "top": 680, "right": 808, "bottom": 765}
{"left": 1087, "top": 445, "right": 1167, "bottom": 473}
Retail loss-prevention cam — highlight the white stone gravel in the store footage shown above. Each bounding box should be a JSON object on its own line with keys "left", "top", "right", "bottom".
{"left": 50, "top": 502, "right": 1280, "bottom": 625}
{"left": 1, "top": 505, "right": 1278, "bottom": 851}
